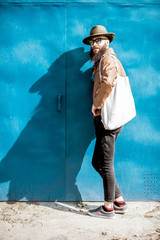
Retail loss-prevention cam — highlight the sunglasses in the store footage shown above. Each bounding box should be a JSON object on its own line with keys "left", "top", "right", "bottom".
{"left": 88, "top": 38, "right": 108, "bottom": 46}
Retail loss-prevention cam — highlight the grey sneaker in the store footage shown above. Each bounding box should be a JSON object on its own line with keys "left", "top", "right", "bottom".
{"left": 113, "top": 201, "right": 129, "bottom": 214}
{"left": 87, "top": 206, "right": 115, "bottom": 219}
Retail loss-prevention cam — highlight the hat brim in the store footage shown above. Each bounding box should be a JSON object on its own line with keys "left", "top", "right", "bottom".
{"left": 83, "top": 33, "right": 115, "bottom": 45}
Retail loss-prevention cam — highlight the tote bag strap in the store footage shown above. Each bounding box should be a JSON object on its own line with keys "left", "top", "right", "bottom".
{"left": 99, "top": 58, "right": 102, "bottom": 82}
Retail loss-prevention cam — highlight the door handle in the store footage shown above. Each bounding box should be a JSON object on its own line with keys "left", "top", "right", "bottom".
{"left": 57, "top": 94, "right": 63, "bottom": 112}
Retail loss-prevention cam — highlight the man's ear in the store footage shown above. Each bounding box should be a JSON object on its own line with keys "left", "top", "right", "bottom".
{"left": 105, "top": 40, "right": 109, "bottom": 47}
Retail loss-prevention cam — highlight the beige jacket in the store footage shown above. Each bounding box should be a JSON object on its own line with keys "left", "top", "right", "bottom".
{"left": 93, "top": 47, "right": 126, "bottom": 116}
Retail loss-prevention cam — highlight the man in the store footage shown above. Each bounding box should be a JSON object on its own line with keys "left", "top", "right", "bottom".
{"left": 83, "top": 25, "right": 128, "bottom": 218}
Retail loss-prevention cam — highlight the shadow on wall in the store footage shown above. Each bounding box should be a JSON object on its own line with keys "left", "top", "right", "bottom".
{"left": 0, "top": 47, "right": 94, "bottom": 201}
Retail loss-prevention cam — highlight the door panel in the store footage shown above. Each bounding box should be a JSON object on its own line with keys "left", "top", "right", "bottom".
{"left": 0, "top": 4, "right": 66, "bottom": 201}
{"left": 66, "top": 3, "right": 160, "bottom": 201}
{"left": 65, "top": 47, "right": 94, "bottom": 201}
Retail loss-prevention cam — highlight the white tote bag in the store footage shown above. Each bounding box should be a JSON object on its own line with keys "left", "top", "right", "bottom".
{"left": 99, "top": 55, "right": 136, "bottom": 130}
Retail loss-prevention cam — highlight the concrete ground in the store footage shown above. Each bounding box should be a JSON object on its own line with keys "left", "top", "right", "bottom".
{"left": 0, "top": 201, "right": 159, "bottom": 240}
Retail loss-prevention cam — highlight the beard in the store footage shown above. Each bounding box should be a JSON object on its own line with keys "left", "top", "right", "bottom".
{"left": 89, "top": 45, "right": 107, "bottom": 63}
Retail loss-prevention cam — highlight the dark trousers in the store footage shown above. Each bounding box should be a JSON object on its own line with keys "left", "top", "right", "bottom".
{"left": 92, "top": 115, "right": 123, "bottom": 202}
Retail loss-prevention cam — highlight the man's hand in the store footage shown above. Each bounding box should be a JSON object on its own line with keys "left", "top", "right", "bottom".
{"left": 92, "top": 105, "right": 97, "bottom": 116}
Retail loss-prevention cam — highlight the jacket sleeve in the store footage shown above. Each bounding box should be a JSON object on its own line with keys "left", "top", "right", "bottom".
{"left": 93, "top": 55, "right": 117, "bottom": 109}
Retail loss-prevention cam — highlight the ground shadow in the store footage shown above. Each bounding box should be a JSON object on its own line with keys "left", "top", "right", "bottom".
{"left": 0, "top": 47, "right": 94, "bottom": 201}
{"left": 6, "top": 201, "right": 100, "bottom": 217}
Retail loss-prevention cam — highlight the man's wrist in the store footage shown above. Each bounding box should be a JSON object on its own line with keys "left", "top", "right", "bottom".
{"left": 93, "top": 104, "right": 101, "bottom": 110}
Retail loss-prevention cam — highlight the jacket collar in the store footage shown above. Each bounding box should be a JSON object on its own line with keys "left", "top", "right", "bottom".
{"left": 101, "top": 47, "right": 116, "bottom": 58}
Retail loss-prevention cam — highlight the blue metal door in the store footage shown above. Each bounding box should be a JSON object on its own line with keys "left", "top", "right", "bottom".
{"left": 0, "top": 3, "right": 66, "bottom": 201}
{"left": 0, "top": 1, "right": 159, "bottom": 201}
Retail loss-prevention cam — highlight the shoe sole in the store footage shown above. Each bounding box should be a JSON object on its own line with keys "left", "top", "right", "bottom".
{"left": 114, "top": 208, "right": 129, "bottom": 214}
{"left": 87, "top": 211, "right": 115, "bottom": 219}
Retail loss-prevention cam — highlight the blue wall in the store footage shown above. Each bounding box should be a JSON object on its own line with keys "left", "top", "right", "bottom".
{"left": 0, "top": 1, "right": 159, "bottom": 201}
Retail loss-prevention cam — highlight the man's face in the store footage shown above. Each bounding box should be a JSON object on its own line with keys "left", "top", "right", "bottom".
{"left": 90, "top": 36, "right": 109, "bottom": 53}
{"left": 89, "top": 36, "right": 109, "bottom": 63}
